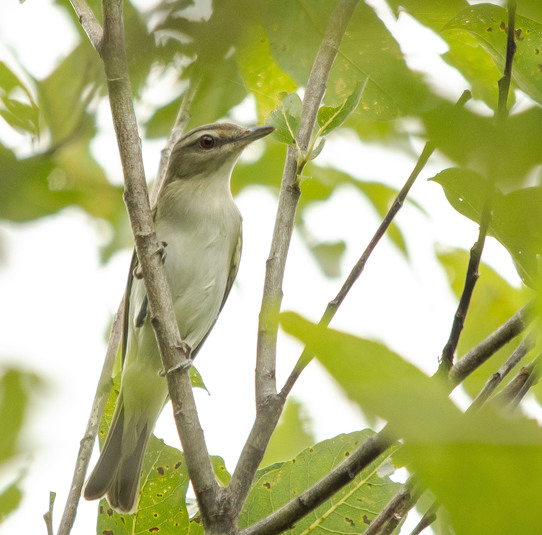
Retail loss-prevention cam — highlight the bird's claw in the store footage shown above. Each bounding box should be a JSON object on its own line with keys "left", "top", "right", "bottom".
{"left": 155, "top": 241, "right": 168, "bottom": 263}
{"left": 158, "top": 342, "right": 192, "bottom": 376}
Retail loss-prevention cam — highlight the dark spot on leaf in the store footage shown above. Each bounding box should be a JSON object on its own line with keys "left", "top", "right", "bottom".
{"left": 174, "top": 461, "right": 182, "bottom": 469}
{"left": 153, "top": 513, "right": 159, "bottom": 518}
{"left": 515, "top": 28, "right": 524, "bottom": 41}
{"left": 309, "top": 448, "right": 314, "bottom": 453}
{"left": 103, "top": 531, "right": 114, "bottom": 535}
{"left": 149, "top": 527, "right": 160, "bottom": 533}
{"left": 344, "top": 451, "right": 350, "bottom": 457}
{"left": 538, "top": 64, "right": 542, "bottom": 73}
{"left": 363, "top": 514, "right": 371, "bottom": 525}
{"left": 345, "top": 517, "right": 355, "bottom": 527}
{"left": 536, "top": 48, "right": 540, "bottom": 55}
{"left": 486, "top": 27, "right": 493, "bottom": 32}
{"left": 500, "top": 21, "right": 507, "bottom": 31}
{"left": 367, "top": 483, "right": 373, "bottom": 488}
{"left": 120, "top": 517, "right": 126, "bottom": 525}
{"left": 107, "top": 508, "right": 113, "bottom": 517}
{"left": 157, "top": 466, "right": 164, "bottom": 476}
{"left": 99, "top": 505, "right": 104, "bottom": 515}
{"left": 157, "top": 493, "right": 163, "bottom": 498}
{"left": 292, "top": 459, "right": 296, "bottom": 463}
{"left": 263, "top": 482, "right": 271, "bottom": 489}
{"left": 193, "top": 515, "right": 202, "bottom": 524}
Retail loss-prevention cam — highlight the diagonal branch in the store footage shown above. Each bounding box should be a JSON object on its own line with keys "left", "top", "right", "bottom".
{"left": 68, "top": 0, "right": 103, "bottom": 51}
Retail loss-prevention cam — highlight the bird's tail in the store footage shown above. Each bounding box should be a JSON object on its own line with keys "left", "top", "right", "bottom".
{"left": 83, "top": 399, "right": 150, "bottom": 514}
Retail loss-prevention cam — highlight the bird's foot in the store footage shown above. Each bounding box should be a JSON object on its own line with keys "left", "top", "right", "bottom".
{"left": 155, "top": 241, "right": 168, "bottom": 263}
{"left": 158, "top": 341, "right": 192, "bottom": 376}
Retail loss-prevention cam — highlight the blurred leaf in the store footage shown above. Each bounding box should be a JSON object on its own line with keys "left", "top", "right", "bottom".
{"left": 261, "top": 0, "right": 433, "bottom": 120}
{"left": 310, "top": 240, "right": 347, "bottom": 279}
{"left": 261, "top": 397, "right": 315, "bottom": 467}
{"left": 386, "top": 0, "right": 468, "bottom": 29}
{"left": 0, "top": 62, "right": 39, "bottom": 137}
{"left": 423, "top": 104, "right": 542, "bottom": 187}
{"left": 266, "top": 92, "right": 303, "bottom": 145}
{"left": 240, "top": 430, "right": 402, "bottom": 532}
{"left": 317, "top": 81, "right": 365, "bottom": 137}
{"left": 0, "top": 478, "right": 22, "bottom": 525}
{"left": 431, "top": 168, "right": 542, "bottom": 285}
{"left": 445, "top": 4, "right": 542, "bottom": 106}
{"left": 237, "top": 25, "right": 298, "bottom": 123}
{"left": 436, "top": 248, "right": 531, "bottom": 397}
{"left": 281, "top": 312, "right": 542, "bottom": 535}
{"left": 517, "top": 0, "right": 542, "bottom": 23}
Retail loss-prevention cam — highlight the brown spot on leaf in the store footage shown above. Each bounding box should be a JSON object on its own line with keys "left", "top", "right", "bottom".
{"left": 536, "top": 48, "right": 540, "bottom": 55}
{"left": 106, "top": 508, "right": 113, "bottom": 517}
{"left": 515, "top": 28, "right": 524, "bottom": 41}
{"left": 193, "top": 515, "right": 202, "bottom": 524}
{"left": 500, "top": 21, "right": 507, "bottom": 31}
{"left": 486, "top": 26, "right": 493, "bottom": 32}
{"left": 263, "top": 482, "right": 271, "bottom": 489}
{"left": 149, "top": 527, "right": 160, "bottom": 533}
{"left": 157, "top": 466, "right": 164, "bottom": 476}
{"left": 344, "top": 451, "right": 350, "bottom": 457}
{"left": 345, "top": 517, "right": 355, "bottom": 527}
{"left": 363, "top": 514, "right": 371, "bottom": 525}
{"left": 153, "top": 513, "right": 159, "bottom": 518}
{"left": 538, "top": 64, "right": 542, "bottom": 72}
{"left": 174, "top": 461, "right": 182, "bottom": 469}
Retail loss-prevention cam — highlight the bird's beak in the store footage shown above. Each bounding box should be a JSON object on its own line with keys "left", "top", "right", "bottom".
{"left": 237, "top": 125, "right": 275, "bottom": 145}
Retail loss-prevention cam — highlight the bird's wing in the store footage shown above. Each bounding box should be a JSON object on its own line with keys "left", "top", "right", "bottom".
{"left": 191, "top": 225, "right": 243, "bottom": 358}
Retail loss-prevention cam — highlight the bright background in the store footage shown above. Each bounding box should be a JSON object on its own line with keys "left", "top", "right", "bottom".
{"left": 0, "top": 0, "right": 523, "bottom": 533}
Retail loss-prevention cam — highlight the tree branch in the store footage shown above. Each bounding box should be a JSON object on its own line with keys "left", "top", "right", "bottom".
{"left": 438, "top": 3, "right": 517, "bottom": 374}
{"left": 228, "top": 0, "right": 361, "bottom": 519}
{"left": 69, "top": 0, "right": 103, "bottom": 52}
{"left": 493, "top": 357, "right": 539, "bottom": 407}
{"left": 100, "top": 0, "right": 218, "bottom": 522}
{"left": 469, "top": 333, "right": 535, "bottom": 411}
{"left": 448, "top": 303, "right": 532, "bottom": 386}
{"left": 56, "top": 305, "right": 122, "bottom": 535}
{"left": 241, "top": 431, "right": 395, "bottom": 535}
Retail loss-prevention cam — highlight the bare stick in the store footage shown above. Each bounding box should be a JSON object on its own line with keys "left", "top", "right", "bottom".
{"left": 56, "top": 305, "right": 122, "bottom": 535}
{"left": 469, "top": 334, "right": 535, "bottom": 411}
{"left": 229, "top": 0, "right": 361, "bottom": 517}
{"left": 100, "top": 0, "right": 218, "bottom": 521}
{"left": 438, "top": 1, "right": 517, "bottom": 373}
{"left": 68, "top": 0, "right": 103, "bottom": 51}
{"left": 44, "top": 492, "right": 56, "bottom": 535}
{"left": 409, "top": 502, "right": 439, "bottom": 535}
{"left": 449, "top": 303, "right": 532, "bottom": 386}
{"left": 493, "top": 358, "right": 539, "bottom": 406}
{"left": 241, "top": 431, "right": 394, "bottom": 535}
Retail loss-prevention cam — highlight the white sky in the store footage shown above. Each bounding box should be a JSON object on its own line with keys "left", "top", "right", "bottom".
{"left": 0, "top": 1, "right": 523, "bottom": 534}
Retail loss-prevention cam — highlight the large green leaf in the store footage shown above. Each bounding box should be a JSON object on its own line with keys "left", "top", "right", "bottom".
{"left": 240, "top": 430, "right": 402, "bottom": 533}
{"left": 260, "top": 0, "right": 433, "bottom": 119}
{"left": 445, "top": 4, "right": 542, "bottom": 106}
{"left": 281, "top": 312, "right": 542, "bottom": 535}
{"left": 431, "top": 168, "right": 542, "bottom": 285}
{"left": 386, "top": 0, "right": 468, "bottom": 29}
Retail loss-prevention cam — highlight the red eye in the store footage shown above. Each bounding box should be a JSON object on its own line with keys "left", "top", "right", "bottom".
{"left": 199, "top": 135, "right": 215, "bottom": 149}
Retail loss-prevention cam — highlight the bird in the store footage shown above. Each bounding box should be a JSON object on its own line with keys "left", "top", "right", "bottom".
{"left": 83, "top": 122, "right": 274, "bottom": 513}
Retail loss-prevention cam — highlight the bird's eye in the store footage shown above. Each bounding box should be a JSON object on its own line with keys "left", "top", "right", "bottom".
{"left": 199, "top": 135, "right": 215, "bottom": 149}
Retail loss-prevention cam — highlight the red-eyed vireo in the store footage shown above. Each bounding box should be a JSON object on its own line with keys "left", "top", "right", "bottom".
{"left": 83, "top": 122, "right": 274, "bottom": 513}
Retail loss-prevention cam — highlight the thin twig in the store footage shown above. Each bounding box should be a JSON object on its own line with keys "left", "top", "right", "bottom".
{"left": 508, "top": 358, "right": 539, "bottom": 408}
{"left": 281, "top": 90, "right": 472, "bottom": 398}
{"left": 69, "top": 0, "right": 103, "bottom": 52}
{"left": 44, "top": 492, "right": 56, "bottom": 535}
{"left": 469, "top": 333, "right": 535, "bottom": 411}
{"left": 150, "top": 79, "right": 200, "bottom": 208}
{"left": 438, "top": 4, "right": 517, "bottom": 374}
{"left": 493, "top": 358, "right": 539, "bottom": 406}
{"left": 56, "top": 305, "right": 122, "bottom": 535}
{"left": 448, "top": 302, "right": 532, "bottom": 386}
{"left": 227, "top": 0, "right": 361, "bottom": 520}
{"left": 409, "top": 501, "right": 439, "bottom": 535}
{"left": 364, "top": 478, "right": 417, "bottom": 535}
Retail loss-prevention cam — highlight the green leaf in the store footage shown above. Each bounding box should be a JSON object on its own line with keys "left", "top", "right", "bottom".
{"left": 431, "top": 168, "right": 542, "bottom": 285}
{"left": 97, "top": 436, "right": 190, "bottom": 534}
{"left": 0, "top": 479, "right": 22, "bottom": 525}
{"left": 239, "top": 430, "right": 402, "bottom": 532}
{"left": 280, "top": 313, "right": 542, "bottom": 535}
{"left": 317, "top": 81, "right": 365, "bottom": 137}
{"left": 310, "top": 241, "right": 347, "bottom": 279}
{"left": 261, "top": 1, "right": 433, "bottom": 119}
{"left": 237, "top": 25, "right": 298, "bottom": 123}
{"left": 266, "top": 92, "right": 303, "bottom": 145}
{"left": 260, "top": 397, "right": 315, "bottom": 467}
{"left": 445, "top": 4, "right": 542, "bottom": 105}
